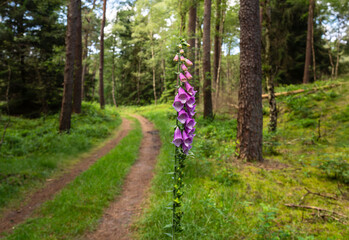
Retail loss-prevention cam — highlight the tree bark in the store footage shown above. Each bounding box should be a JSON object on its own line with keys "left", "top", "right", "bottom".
{"left": 303, "top": 0, "right": 314, "bottom": 84}
{"left": 195, "top": 15, "right": 202, "bottom": 104}
{"left": 99, "top": 0, "right": 106, "bottom": 109}
{"left": 203, "top": 0, "right": 213, "bottom": 119}
{"left": 150, "top": 31, "right": 157, "bottom": 105}
{"left": 73, "top": 0, "right": 82, "bottom": 113}
{"left": 311, "top": 3, "right": 316, "bottom": 82}
{"left": 213, "top": 0, "right": 221, "bottom": 92}
{"left": 214, "top": 7, "right": 226, "bottom": 111}
{"left": 111, "top": 41, "right": 117, "bottom": 108}
{"left": 263, "top": 0, "right": 277, "bottom": 132}
{"left": 237, "top": 0, "right": 263, "bottom": 161}
{"left": 188, "top": 3, "right": 196, "bottom": 82}
{"left": 59, "top": 0, "right": 78, "bottom": 132}
{"left": 328, "top": 49, "right": 334, "bottom": 79}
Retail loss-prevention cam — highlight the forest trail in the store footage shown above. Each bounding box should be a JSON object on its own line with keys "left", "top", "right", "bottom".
{"left": 86, "top": 115, "right": 161, "bottom": 240}
{"left": 0, "top": 118, "right": 132, "bottom": 235}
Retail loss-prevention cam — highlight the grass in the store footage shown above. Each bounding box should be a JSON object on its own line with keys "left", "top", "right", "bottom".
{"left": 0, "top": 102, "right": 122, "bottom": 211}
{"left": 134, "top": 76, "right": 349, "bottom": 239}
{"left": 3, "top": 116, "right": 143, "bottom": 240}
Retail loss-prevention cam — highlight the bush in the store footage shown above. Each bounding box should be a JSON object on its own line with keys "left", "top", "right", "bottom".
{"left": 318, "top": 156, "right": 349, "bottom": 184}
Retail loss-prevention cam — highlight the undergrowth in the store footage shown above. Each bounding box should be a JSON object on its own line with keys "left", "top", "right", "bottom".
{"left": 134, "top": 76, "right": 349, "bottom": 239}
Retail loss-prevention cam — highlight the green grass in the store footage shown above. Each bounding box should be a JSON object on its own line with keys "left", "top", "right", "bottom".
{"left": 3, "top": 117, "right": 142, "bottom": 240}
{"left": 0, "top": 102, "right": 122, "bottom": 211}
{"left": 134, "top": 76, "right": 349, "bottom": 239}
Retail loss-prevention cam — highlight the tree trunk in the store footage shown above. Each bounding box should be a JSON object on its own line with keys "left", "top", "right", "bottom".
{"left": 99, "top": 0, "right": 106, "bottom": 109}
{"left": 150, "top": 31, "right": 157, "bottom": 105}
{"left": 328, "top": 49, "right": 334, "bottom": 79}
{"left": 81, "top": 0, "right": 96, "bottom": 99}
{"left": 213, "top": 0, "right": 221, "bottom": 93}
{"left": 263, "top": 0, "right": 277, "bottom": 132}
{"left": 214, "top": 7, "right": 226, "bottom": 111}
{"left": 137, "top": 60, "right": 141, "bottom": 104}
{"left": 335, "top": 38, "right": 340, "bottom": 79}
{"left": 237, "top": 0, "right": 263, "bottom": 161}
{"left": 73, "top": 0, "right": 82, "bottom": 113}
{"left": 59, "top": 0, "right": 78, "bottom": 132}
{"left": 162, "top": 58, "right": 166, "bottom": 92}
{"left": 195, "top": 16, "right": 202, "bottom": 104}
{"left": 311, "top": 3, "right": 316, "bottom": 82}
{"left": 203, "top": 0, "right": 213, "bottom": 119}
{"left": 302, "top": 0, "right": 314, "bottom": 84}
{"left": 188, "top": 3, "right": 196, "bottom": 81}
{"left": 111, "top": 42, "right": 117, "bottom": 108}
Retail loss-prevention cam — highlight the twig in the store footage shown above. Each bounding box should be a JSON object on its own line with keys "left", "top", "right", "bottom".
{"left": 304, "top": 187, "right": 339, "bottom": 201}
{"left": 285, "top": 204, "right": 347, "bottom": 219}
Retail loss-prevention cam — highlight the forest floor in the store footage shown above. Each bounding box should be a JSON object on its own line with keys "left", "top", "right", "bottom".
{"left": 1, "top": 77, "right": 348, "bottom": 239}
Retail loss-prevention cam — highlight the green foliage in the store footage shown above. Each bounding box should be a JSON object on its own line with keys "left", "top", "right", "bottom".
{"left": 212, "top": 166, "right": 240, "bottom": 186}
{"left": 318, "top": 155, "right": 349, "bottom": 184}
{"left": 0, "top": 102, "right": 121, "bottom": 209}
{"left": 332, "top": 105, "right": 349, "bottom": 122}
{"left": 5, "top": 118, "right": 142, "bottom": 239}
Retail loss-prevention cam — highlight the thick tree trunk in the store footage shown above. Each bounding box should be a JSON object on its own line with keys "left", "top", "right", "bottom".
{"left": 73, "top": 0, "right": 82, "bottom": 113}
{"left": 262, "top": 0, "right": 277, "bottom": 132}
{"left": 99, "top": 0, "right": 106, "bottom": 109}
{"left": 59, "top": 0, "right": 78, "bottom": 132}
{"left": 238, "top": 0, "right": 263, "bottom": 161}
{"left": 188, "top": 3, "right": 196, "bottom": 81}
{"left": 203, "top": 0, "right": 213, "bottom": 119}
{"left": 303, "top": 0, "right": 314, "bottom": 84}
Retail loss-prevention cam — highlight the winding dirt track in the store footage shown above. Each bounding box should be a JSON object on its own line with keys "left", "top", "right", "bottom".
{"left": 0, "top": 118, "right": 132, "bottom": 236}
{"left": 86, "top": 115, "right": 161, "bottom": 240}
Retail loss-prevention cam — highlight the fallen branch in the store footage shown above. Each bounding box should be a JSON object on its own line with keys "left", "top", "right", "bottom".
{"left": 284, "top": 204, "right": 347, "bottom": 219}
{"left": 304, "top": 187, "right": 339, "bottom": 201}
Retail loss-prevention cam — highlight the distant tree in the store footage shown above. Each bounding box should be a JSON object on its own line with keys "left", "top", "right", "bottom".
{"left": 303, "top": 0, "right": 315, "bottom": 84}
{"left": 237, "top": 0, "right": 263, "bottom": 161}
{"left": 187, "top": 2, "right": 197, "bottom": 85}
{"left": 99, "top": 0, "right": 107, "bottom": 109}
{"left": 73, "top": 0, "right": 82, "bottom": 113}
{"left": 59, "top": 0, "right": 78, "bottom": 132}
{"left": 203, "top": 0, "right": 213, "bottom": 119}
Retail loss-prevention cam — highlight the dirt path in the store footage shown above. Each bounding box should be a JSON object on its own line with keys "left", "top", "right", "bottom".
{"left": 0, "top": 118, "right": 132, "bottom": 235}
{"left": 86, "top": 115, "right": 161, "bottom": 240}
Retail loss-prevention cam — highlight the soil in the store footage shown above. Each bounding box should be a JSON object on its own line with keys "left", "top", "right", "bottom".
{"left": 86, "top": 115, "right": 161, "bottom": 240}
{"left": 0, "top": 118, "right": 132, "bottom": 236}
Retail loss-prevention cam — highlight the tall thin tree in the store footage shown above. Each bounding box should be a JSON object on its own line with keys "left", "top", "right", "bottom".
{"left": 237, "top": 0, "right": 263, "bottom": 161}
{"left": 213, "top": 0, "right": 221, "bottom": 96}
{"left": 203, "top": 0, "right": 213, "bottom": 119}
{"left": 99, "top": 0, "right": 106, "bottom": 109}
{"left": 188, "top": 2, "right": 197, "bottom": 84}
{"left": 59, "top": 0, "right": 78, "bottom": 131}
{"left": 73, "top": 0, "right": 82, "bottom": 113}
{"left": 303, "top": 0, "right": 315, "bottom": 84}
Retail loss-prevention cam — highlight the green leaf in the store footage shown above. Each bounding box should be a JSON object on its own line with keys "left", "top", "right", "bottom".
{"left": 164, "top": 224, "right": 173, "bottom": 229}
{"left": 164, "top": 232, "right": 173, "bottom": 238}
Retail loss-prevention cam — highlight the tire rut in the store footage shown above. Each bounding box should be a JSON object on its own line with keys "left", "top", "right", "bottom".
{"left": 86, "top": 114, "right": 161, "bottom": 240}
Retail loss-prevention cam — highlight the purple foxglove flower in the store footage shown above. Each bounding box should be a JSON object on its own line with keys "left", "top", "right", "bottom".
{"left": 173, "top": 95, "right": 184, "bottom": 112}
{"left": 179, "top": 73, "right": 187, "bottom": 82}
{"left": 185, "top": 58, "right": 193, "bottom": 66}
{"left": 188, "top": 110, "right": 196, "bottom": 118}
{"left": 172, "top": 127, "right": 183, "bottom": 147}
{"left": 173, "top": 54, "right": 179, "bottom": 62}
{"left": 185, "top": 127, "right": 195, "bottom": 135}
{"left": 178, "top": 109, "right": 189, "bottom": 124}
{"left": 180, "top": 49, "right": 184, "bottom": 54}
{"left": 185, "top": 118, "right": 196, "bottom": 129}
{"left": 178, "top": 87, "right": 189, "bottom": 103}
{"left": 182, "top": 144, "right": 192, "bottom": 155}
{"left": 180, "top": 56, "right": 185, "bottom": 62}
{"left": 181, "top": 64, "right": 188, "bottom": 71}
{"left": 186, "top": 96, "right": 195, "bottom": 108}
{"left": 185, "top": 82, "right": 194, "bottom": 95}
{"left": 185, "top": 71, "right": 192, "bottom": 80}
{"left": 182, "top": 130, "right": 193, "bottom": 147}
